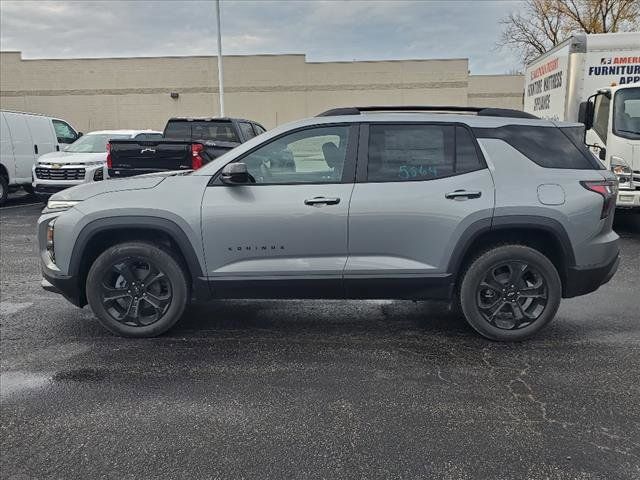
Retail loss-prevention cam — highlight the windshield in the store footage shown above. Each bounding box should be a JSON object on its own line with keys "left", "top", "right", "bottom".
{"left": 613, "top": 87, "right": 640, "bottom": 139}
{"left": 65, "top": 133, "right": 131, "bottom": 153}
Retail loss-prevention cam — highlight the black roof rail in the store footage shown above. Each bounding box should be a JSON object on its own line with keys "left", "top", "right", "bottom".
{"left": 316, "top": 106, "right": 538, "bottom": 119}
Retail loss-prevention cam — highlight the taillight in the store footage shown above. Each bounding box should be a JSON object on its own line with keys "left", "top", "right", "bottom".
{"left": 191, "top": 143, "right": 204, "bottom": 170}
{"left": 581, "top": 180, "right": 617, "bottom": 219}
{"left": 106, "top": 143, "right": 112, "bottom": 168}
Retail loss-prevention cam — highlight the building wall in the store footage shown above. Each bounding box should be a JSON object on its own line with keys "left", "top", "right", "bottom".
{"left": 1, "top": 51, "right": 524, "bottom": 132}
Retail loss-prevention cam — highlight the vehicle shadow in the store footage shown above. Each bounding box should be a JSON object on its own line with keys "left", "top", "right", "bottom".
{"left": 613, "top": 210, "right": 640, "bottom": 236}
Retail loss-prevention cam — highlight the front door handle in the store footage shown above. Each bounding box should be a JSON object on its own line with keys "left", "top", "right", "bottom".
{"left": 304, "top": 196, "right": 341, "bottom": 206}
{"left": 445, "top": 190, "right": 481, "bottom": 200}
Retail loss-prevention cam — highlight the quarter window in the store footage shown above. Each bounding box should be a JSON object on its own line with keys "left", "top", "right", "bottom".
{"left": 238, "top": 125, "right": 350, "bottom": 184}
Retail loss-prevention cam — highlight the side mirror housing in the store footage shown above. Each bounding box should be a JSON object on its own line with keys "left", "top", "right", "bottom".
{"left": 599, "top": 147, "right": 607, "bottom": 161}
{"left": 221, "top": 162, "right": 250, "bottom": 184}
{"left": 77, "top": 132, "right": 83, "bottom": 138}
{"left": 578, "top": 101, "right": 594, "bottom": 131}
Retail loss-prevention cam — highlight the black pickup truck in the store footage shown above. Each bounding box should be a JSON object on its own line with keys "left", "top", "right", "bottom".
{"left": 108, "top": 117, "right": 266, "bottom": 177}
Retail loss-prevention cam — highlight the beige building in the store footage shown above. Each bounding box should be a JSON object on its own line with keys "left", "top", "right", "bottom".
{"left": 0, "top": 51, "right": 524, "bottom": 132}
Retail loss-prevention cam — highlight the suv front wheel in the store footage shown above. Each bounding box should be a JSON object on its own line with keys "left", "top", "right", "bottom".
{"left": 459, "top": 245, "right": 561, "bottom": 341}
{"left": 86, "top": 242, "right": 188, "bottom": 337}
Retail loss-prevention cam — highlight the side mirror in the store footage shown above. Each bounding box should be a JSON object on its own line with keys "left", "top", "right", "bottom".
{"left": 599, "top": 147, "right": 606, "bottom": 161}
{"left": 578, "top": 101, "right": 594, "bottom": 131}
{"left": 221, "top": 162, "right": 250, "bottom": 184}
{"left": 77, "top": 132, "right": 83, "bottom": 138}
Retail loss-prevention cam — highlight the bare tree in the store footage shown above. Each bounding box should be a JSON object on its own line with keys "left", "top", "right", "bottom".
{"left": 498, "top": 0, "right": 640, "bottom": 64}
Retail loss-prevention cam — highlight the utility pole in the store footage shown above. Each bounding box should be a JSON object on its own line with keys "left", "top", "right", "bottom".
{"left": 215, "top": 0, "right": 225, "bottom": 117}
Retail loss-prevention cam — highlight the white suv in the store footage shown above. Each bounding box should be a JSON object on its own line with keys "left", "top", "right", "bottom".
{"left": 33, "top": 130, "right": 161, "bottom": 199}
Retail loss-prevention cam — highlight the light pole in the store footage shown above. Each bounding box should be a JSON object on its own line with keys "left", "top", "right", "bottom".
{"left": 215, "top": 0, "right": 225, "bottom": 117}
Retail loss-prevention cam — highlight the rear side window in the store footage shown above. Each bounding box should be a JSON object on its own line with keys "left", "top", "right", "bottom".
{"left": 367, "top": 124, "right": 484, "bottom": 182}
{"left": 473, "top": 125, "right": 599, "bottom": 169}
{"left": 253, "top": 124, "right": 266, "bottom": 135}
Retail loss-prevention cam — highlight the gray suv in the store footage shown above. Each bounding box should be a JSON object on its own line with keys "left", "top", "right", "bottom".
{"left": 37, "top": 106, "right": 620, "bottom": 341}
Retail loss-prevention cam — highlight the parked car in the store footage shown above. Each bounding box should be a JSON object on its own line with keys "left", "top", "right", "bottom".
{"left": 32, "top": 130, "right": 162, "bottom": 200}
{"left": 0, "top": 110, "right": 80, "bottom": 205}
{"left": 37, "top": 106, "right": 619, "bottom": 341}
{"left": 107, "top": 117, "right": 266, "bottom": 178}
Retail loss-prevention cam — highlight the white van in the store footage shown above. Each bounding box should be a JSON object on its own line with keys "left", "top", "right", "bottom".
{"left": 0, "top": 110, "right": 80, "bottom": 205}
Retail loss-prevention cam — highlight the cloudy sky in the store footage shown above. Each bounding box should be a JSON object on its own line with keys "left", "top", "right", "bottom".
{"left": 0, "top": 0, "right": 526, "bottom": 74}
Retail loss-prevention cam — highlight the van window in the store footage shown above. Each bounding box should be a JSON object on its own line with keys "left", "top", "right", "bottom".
{"left": 52, "top": 120, "right": 77, "bottom": 144}
{"left": 592, "top": 94, "right": 610, "bottom": 143}
{"left": 367, "top": 124, "right": 455, "bottom": 182}
{"left": 473, "top": 125, "right": 600, "bottom": 169}
{"left": 253, "top": 124, "right": 266, "bottom": 135}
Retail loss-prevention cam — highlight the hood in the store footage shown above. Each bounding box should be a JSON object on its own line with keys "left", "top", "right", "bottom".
{"left": 38, "top": 151, "right": 106, "bottom": 165}
{"left": 50, "top": 176, "right": 166, "bottom": 202}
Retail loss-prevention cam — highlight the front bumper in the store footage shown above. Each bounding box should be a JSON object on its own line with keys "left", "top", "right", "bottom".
{"left": 564, "top": 253, "right": 620, "bottom": 298}
{"left": 41, "top": 270, "right": 85, "bottom": 307}
{"left": 615, "top": 189, "right": 640, "bottom": 209}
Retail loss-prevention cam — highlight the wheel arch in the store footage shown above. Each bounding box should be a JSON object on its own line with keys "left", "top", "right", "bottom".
{"left": 69, "top": 216, "right": 209, "bottom": 306}
{"left": 448, "top": 215, "right": 576, "bottom": 296}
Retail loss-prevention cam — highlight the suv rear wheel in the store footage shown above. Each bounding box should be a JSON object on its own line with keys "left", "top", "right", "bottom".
{"left": 459, "top": 245, "right": 561, "bottom": 341}
{"left": 86, "top": 242, "right": 188, "bottom": 337}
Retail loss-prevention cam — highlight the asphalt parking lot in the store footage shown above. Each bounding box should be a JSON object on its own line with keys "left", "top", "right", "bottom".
{"left": 1, "top": 197, "right": 639, "bottom": 480}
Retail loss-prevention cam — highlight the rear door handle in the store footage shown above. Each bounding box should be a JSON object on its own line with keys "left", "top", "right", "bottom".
{"left": 445, "top": 190, "right": 481, "bottom": 200}
{"left": 34, "top": 144, "right": 38, "bottom": 155}
{"left": 304, "top": 196, "right": 340, "bottom": 206}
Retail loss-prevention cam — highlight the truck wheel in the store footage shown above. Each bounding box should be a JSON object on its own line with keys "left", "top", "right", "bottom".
{"left": 0, "top": 175, "right": 8, "bottom": 206}
{"left": 459, "top": 245, "right": 561, "bottom": 341}
{"left": 86, "top": 242, "right": 188, "bottom": 337}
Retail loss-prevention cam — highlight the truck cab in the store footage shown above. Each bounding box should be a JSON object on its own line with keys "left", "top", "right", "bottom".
{"left": 581, "top": 84, "right": 640, "bottom": 209}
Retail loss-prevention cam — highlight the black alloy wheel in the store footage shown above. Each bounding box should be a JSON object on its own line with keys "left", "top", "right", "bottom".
{"left": 476, "top": 260, "right": 548, "bottom": 330}
{"left": 100, "top": 258, "right": 172, "bottom": 326}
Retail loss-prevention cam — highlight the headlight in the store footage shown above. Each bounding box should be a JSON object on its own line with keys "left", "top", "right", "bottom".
{"left": 610, "top": 156, "right": 631, "bottom": 176}
{"left": 45, "top": 199, "right": 80, "bottom": 212}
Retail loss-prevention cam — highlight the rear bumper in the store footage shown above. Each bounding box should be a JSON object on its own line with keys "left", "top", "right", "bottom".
{"left": 564, "top": 253, "right": 620, "bottom": 298}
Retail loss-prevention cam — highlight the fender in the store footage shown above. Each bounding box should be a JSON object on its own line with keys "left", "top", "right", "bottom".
{"left": 447, "top": 215, "right": 576, "bottom": 277}
{"left": 68, "top": 216, "right": 211, "bottom": 301}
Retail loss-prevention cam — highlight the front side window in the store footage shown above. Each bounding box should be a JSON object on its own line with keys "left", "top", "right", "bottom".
{"left": 368, "top": 124, "right": 455, "bottom": 182}
{"left": 238, "top": 125, "right": 350, "bottom": 184}
{"left": 613, "top": 88, "right": 640, "bottom": 139}
{"left": 592, "top": 93, "right": 611, "bottom": 143}
{"left": 239, "top": 122, "right": 255, "bottom": 140}
{"left": 65, "top": 133, "right": 130, "bottom": 153}
{"left": 52, "top": 120, "right": 77, "bottom": 144}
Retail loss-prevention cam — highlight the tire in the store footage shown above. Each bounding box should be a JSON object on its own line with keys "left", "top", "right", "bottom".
{"left": 0, "top": 175, "right": 8, "bottom": 206}
{"left": 459, "top": 244, "right": 561, "bottom": 341}
{"left": 86, "top": 242, "right": 189, "bottom": 337}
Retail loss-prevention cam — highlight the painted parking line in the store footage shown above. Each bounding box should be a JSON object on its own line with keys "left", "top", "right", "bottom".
{"left": 0, "top": 202, "right": 42, "bottom": 210}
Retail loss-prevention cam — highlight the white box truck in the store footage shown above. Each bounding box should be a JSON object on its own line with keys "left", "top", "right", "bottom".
{"left": 524, "top": 32, "right": 640, "bottom": 209}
